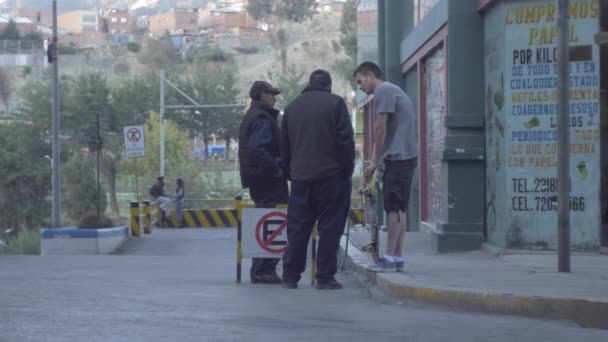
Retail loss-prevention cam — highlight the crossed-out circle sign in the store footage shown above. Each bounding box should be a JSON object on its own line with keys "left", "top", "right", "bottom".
{"left": 255, "top": 211, "right": 288, "bottom": 254}
{"left": 127, "top": 128, "right": 141, "bottom": 143}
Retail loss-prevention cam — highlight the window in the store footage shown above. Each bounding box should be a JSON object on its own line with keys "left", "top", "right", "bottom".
{"left": 121, "top": 17, "right": 127, "bottom": 23}
{"left": 111, "top": 17, "right": 117, "bottom": 23}
{"left": 82, "top": 15, "right": 96, "bottom": 23}
{"left": 111, "top": 29, "right": 116, "bottom": 34}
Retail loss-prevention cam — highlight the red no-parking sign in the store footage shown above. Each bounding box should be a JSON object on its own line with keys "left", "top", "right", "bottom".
{"left": 124, "top": 125, "right": 145, "bottom": 158}
{"left": 242, "top": 208, "right": 288, "bottom": 257}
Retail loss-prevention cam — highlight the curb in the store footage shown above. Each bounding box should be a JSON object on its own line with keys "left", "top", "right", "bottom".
{"left": 340, "top": 237, "right": 608, "bottom": 330}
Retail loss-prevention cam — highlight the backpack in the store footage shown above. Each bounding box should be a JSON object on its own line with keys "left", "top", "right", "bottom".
{"left": 149, "top": 185, "right": 159, "bottom": 198}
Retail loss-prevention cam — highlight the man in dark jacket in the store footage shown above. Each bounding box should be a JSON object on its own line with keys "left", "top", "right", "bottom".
{"left": 280, "top": 69, "right": 355, "bottom": 290}
{"left": 238, "top": 80, "right": 288, "bottom": 284}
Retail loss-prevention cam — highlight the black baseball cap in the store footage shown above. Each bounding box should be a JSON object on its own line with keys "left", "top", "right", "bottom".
{"left": 249, "top": 81, "right": 281, "bottom": 99}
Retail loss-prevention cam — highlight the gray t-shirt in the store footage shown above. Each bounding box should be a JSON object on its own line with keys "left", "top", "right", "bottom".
{"left": 374, "top": 82, "right": 419, "bottom": 160}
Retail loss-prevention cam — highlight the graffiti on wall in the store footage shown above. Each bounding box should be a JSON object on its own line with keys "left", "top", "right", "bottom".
{"left": 425, "top": 48, "right": 447, "bottom": 224}
{"left": 504, "top": 0, "right": 601, "bottom": 249}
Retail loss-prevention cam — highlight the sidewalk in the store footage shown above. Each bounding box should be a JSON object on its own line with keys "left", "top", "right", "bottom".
{"left": 339, "top": 227, "right": 608, "bottom": 329}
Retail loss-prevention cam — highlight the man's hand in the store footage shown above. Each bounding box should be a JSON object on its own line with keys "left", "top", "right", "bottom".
{"left": 363, "top": 162, "right": 377, "bottom": 184}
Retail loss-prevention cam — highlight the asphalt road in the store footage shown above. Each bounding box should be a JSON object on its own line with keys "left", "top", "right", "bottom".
{"left": 1, "top": 229, "right": 606, "bottom": 342}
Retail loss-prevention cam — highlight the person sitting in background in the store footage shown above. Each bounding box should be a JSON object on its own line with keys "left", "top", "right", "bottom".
{"left": 174, "top": 178, "right": 186, "bottom": 228}
{"left": 149, "top": 176, "right": 172, "bottom": 227}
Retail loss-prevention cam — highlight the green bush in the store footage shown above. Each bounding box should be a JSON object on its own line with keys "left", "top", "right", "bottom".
{"left": 114, "top": 62, "right": 130, "bottom": 75}
{"left": 127, "top": 42, "right": 140, "bottom": 53}
{"left": 57, "top": 44, "right": 77, "bottom": 55}
{"left": 2, "top": 228, "right": 40, "bottom": 255}
{"left": 77, "top": 211, "right": 115, "bottom": 229}
{"left": 63, "top": 154, "right": 108, "bottom": 223}
{"left": 22, "top": 66, "right": 32, "bottom": 77}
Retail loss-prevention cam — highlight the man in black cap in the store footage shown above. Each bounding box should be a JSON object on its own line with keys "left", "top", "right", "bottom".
{"left": 280, "top": 69, "right": 355, "bottom": 289}
{"left": 238, "top": 80, "right": 288, "bottom": 284}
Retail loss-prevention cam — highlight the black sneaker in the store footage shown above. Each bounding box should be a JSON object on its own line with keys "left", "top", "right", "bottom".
{"left": 251, "top": 273, "right": 282, "bottom": 284}
{"left": 315, "top": 278, "right": 343, "bottom": 290}
{"left": 281, "top": 280, "right": 298, "bottom": 289}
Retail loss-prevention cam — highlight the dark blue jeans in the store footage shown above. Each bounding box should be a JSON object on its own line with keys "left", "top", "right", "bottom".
{"left": 249, "top": 178, "right": 289, "bottom": 276}
{"left": 282, "top": 174, "right": 351, "bottom": 283}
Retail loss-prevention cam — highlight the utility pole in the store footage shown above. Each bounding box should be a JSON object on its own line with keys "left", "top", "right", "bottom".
{"left": 96, "top": 113, "right": 101, "bottom": 228}
{"left": 160, "top": 69, "right": 165, "bottom": 177}
{"left": 556, "top": 0, "right": 570, "bottom": 272}
{"left": 51, "top": 0, "right": 61, "bottom": 228}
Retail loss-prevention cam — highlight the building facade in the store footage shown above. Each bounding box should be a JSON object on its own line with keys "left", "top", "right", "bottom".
{"left": 14, "top": 8, "right": 52, "bottom": 26}
{"left": 102, "top": 8, "right": 132, "bottom": 44}
{"left": 360, "top": 0, "right": 607, "bottom": 252}
{"left": 149, "top": 8, "right": 199, "bottom": 37}
{"left": 58, "top": 10, "right": 100, "bottom": 34}
{"left": 198, "top": 8, "right": 258, "bottom": 30}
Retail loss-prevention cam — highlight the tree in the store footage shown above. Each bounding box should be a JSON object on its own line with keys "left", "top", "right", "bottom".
{"left": 334, "top": 0, "right": 358, "bottom": 92}
{"left": 0, "top": 123, "right": 51, "bottom": 233}
{"left": 339, "top": 0, "right": 357, "bottom": 61}
{"left": 137, "top": 32, "right": 180, "bottom": 72}
{"left": 0, "top": 20, "right": 19, "bottom": 40}
{"left": 62, "top": 153, "right": 107, "bottom": 223}
{"left": 270, "top": 64, "right": 306, "bottom": 111}
{"left": 64, "top": 72, "right": 114, "bottom": 145}
{"left": 112, "top": 73, "right": 159, "bottom": 127}
{"left": 135, "top": 110, "right": 190, "bottom": 183}
{"left": 247, "top": 0, "right": 317, "bottom": 73}
{"left": 213, "top": 65, "right": 242, "bottom": 160}
{"left": 172, "top": 53, "right": 241, "bottom": 160}
{"left": 18, "top": 77, "right": 73, "bottom": 138}
{"left": 0, "top": 67, "right": 12, "bottom": 114}
{"left": 275, "top": 0, "right": 318, "bottom": 23}
{"left": 109, "top": 73, "right": 160, "bottom": 214}
{"left": 21, "top": 31, "right": 43, "bottom": 41}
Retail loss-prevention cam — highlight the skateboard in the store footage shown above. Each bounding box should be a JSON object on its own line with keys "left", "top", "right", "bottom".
{"left": 358, "top": 178, "right": 380, "bottom": 262}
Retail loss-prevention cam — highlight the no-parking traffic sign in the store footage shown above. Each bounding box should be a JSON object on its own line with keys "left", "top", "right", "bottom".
{"left": 242, "top": 208, "right": 288, "bottom": 258}
{"left": 124, "top": 125, "right": 145, "bottom": 158}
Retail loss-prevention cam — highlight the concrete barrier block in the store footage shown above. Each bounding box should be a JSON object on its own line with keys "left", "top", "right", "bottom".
{"left": 41, "top": 226, "right": 128, "bottom": 255}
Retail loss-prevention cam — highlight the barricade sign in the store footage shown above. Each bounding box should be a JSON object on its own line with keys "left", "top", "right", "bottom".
{"left": 242, "top": 208, "right": 288, "bottom": 258}
{"left": 235, "top": 198, "right": 317, "bottom": 285}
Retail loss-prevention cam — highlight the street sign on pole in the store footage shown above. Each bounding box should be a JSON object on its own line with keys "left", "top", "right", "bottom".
{"left": 124, "top": 125, "right": 145, "bottom": 158}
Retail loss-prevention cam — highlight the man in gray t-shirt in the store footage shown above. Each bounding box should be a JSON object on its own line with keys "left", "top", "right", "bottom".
{"left": 354, "top": 61, "right": 418, "bottom": 273}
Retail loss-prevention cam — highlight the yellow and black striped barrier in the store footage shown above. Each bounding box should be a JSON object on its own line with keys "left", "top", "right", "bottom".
{"left": 163, "top": 208, "right": 364, "bottom": 228}
{"left": 167, "top": 209, "right": 239, "bottom": 228}
{"left": 130, "top": 202, "right": 141, "bottom": 237}
{"left": 348, "top": 209, "right": 364, "bottom": 226}
{"left": 142, "top": 201, "right": 152, "bottom": 234}
{"left": 236, "top": 196, "right": 243, "bottom": 283}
